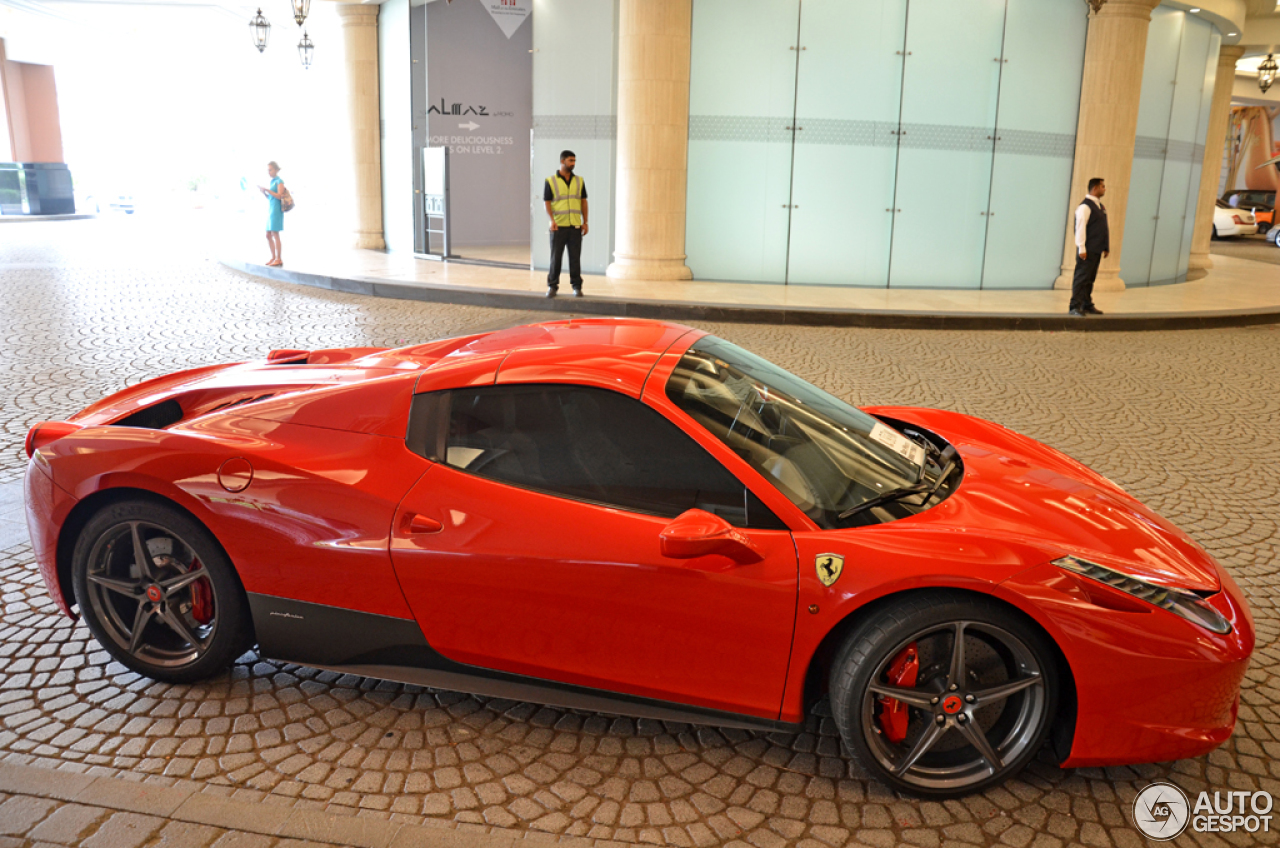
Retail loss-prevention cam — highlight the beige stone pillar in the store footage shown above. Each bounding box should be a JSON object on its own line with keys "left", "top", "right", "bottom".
{"left": 1054, "top": 0, "right": 1163, "bottom": 292}
{"left": 606, "top": 0, "right": 693, "bottom": 281}
{"left": 336, "top": 3, "right": 385, "bottom": 250}
{"left": 1188, "top": 45, "right": 1245, "bottom": 271}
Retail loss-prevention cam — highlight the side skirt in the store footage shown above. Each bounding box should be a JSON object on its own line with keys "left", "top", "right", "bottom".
{"left": 248, "top": 593, "right": 803, "bottom": 734}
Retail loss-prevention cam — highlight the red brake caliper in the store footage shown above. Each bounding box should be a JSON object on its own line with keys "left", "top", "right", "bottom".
{"left": 188, "top": 559, "right": 214, "bottom": 624}
{"left": 877, "top": 642, "right": 920, "bottom": 743}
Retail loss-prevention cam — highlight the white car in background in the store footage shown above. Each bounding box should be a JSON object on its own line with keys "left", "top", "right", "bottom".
{"left": 1212, "top": 199, "right": 1258, "bottom": 238}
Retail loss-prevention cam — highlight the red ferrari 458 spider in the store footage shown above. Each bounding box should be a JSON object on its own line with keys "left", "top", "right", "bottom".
{"left": 24, "top": 319, "right": 1252, "bottom": 796}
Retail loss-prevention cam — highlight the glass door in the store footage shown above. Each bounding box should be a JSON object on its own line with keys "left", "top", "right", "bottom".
{"left": 1179, "top": 31, "right": 1221, "bottom": 282}
{"left": 1151, "top": 17, "right": 1212, "bottom": 285}
{"left": 981, "top": 0, "right": 1086, "bottom": 289}
{"left": 888, "top": 0, "right": 1005, "bottom": 288}
{"left": 685, "top": 0, "right": 799, "bottom": 283}
{"left": 1121, "top": 8, "right": 1182, "bottom": 287}
{"left": 785, "top": 0, "right": 907, "bottom": 286}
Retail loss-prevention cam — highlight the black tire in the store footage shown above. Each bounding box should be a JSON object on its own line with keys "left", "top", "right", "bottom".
{"left": 72, "top": 499, "right": 252, "bottom": 683}
{"left": 1211, "top": 226, "right": 1220, "bottom": 240}
{"left": 829, "top": 592, "right": 1058, "bottom": 797}
{"left": 1272, "top": 228, "right": 1280, "bottom": 248}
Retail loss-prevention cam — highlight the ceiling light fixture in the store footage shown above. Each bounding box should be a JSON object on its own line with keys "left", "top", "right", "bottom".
{"left": 291, "top": 0, "right": 310, "bottom": 27}
{"left": 249, "top": 8, "right": 270, "bottom": 53}
{"left": 1260, "top": 53, "right": 1278, "bottom": 93}
{"left": 1188, "top": 7, "right": 1200, "bottom": 12}
{"left": 298, "top": 30, "right": 314, "bottom": 68}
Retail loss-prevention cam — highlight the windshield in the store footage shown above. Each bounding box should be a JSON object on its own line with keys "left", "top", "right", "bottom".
{"left": 666, "top": 337, "right": 933, "bottom": 528}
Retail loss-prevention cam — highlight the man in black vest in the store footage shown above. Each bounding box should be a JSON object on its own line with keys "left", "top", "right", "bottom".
{"left": 1070, "top": 178, "right": 1109, "bottom": 316}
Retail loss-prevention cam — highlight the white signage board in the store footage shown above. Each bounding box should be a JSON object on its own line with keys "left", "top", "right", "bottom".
{"left": 481, "top": 0, "right": 532, "bottom": 39}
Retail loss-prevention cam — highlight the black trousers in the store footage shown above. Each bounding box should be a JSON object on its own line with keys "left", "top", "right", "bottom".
{"left": 1070, "top": 253, "right": 1101, "bottom": 311}
{"left": 547, "top": 227, "right": 583, "bottom": 290}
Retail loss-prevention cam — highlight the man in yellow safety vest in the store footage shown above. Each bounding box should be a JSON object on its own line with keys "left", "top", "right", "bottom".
{"left": 543, "top": 150, "right": 589, "bottom": 297}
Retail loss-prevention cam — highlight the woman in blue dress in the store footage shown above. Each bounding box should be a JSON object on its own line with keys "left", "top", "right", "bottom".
{"left": 257, "top": 161, "right": 285, "bottom": 266}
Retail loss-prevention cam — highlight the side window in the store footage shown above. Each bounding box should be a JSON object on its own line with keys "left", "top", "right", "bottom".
{"left": 409, "top": 385, "right": 786, "bottom": 529}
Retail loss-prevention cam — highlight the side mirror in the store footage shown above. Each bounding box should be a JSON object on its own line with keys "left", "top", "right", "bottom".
{"left": 660, "top": 509, "right": 761, "bottom": 563}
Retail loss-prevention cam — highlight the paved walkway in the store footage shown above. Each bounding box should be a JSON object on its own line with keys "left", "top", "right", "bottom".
{"left": 0, "top": 760, "right": 518, "bottom": 848}
{"left": 219, "top": 227, "right": 1280, "bottom": 330}
{"left": 2, "top": 216, "right": 1279, "bottom": 847}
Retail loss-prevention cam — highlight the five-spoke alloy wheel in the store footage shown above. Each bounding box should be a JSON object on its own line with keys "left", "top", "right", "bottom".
{"left": 830, "top": 593, "right": 1058, "bottom": 797}
{"left": 72, "top": 499, "right": 251, "bottom": 683}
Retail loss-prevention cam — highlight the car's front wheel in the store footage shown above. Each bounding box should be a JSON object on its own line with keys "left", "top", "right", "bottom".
{"left": 829, "top": 592, "right": 1058, "bottom": 797}
{"left": 72, "top": 499, "right": 252, "bottom": 683}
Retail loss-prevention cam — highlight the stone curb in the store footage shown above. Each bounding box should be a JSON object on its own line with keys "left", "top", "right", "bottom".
{"left": 0, "top": 761, "right": 591, "bottom": 848}
{"left": 0, "top": 214, "right": 96, "bottom": 223}
{"left": 221, "top": 258, "right": 1280, "bottom": 332}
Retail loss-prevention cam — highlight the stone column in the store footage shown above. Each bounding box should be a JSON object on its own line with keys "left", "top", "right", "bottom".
{"left": 1188, "top": 45, "right": 1245, "bottom": 271}
{"left": 336, "top": 3, "right": 385, "bottom": 250}
{"left": 1054, "top": 0, "right": 1163, "bottom": 292}
{"left": 606, "top": 0, "right": 693, "bottom": 281}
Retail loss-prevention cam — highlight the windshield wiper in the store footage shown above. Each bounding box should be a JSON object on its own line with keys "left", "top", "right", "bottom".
{"left": 838, "top": 447, "right": 959, "bottom": 521}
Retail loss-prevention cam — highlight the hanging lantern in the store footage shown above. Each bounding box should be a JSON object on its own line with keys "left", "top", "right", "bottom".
{"left": 1260, "top": 53, "right": 1278, "bottom": 93}
{"left": 298, "top": 31, "right": 315, "bottom": 69}
{"left": 291, "top": 0, "right": 310, "bottom": 28}
{"left": 249, "top": 8, "right": 270, "bottom": 53}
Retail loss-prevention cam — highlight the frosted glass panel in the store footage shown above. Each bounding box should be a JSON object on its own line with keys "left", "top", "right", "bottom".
{"left": 1181, "top": 32, "right": 1221, "bottom": 279}
{"left": 1135, "top": 10, "right": 1183, "bottom": 140}
{"left": 1122, "top": 8, "right": 1182, "bottom": 285}
{"left": 531, "top": 0, "right": 617, "bottom": 274}
{"left": 889, "top": 0, "right": 1004, "bottom": 288}
{"left": 786, "top": 0, "right": 906, "bottom": 286}
{"left": 982, "top": 0, "right": 1086, "bottom": 289}
{"left": 1123, "top": 158, "right": 1163, "bottom": 284}
{"left": 1150, "top": 160, "right": 1193, "bottom": 284}
{"left": 1151, "top": 17, "right": 1211, "bottom": 284}
{"left": 686, "top": 0, "right": 798, "bottom": 282}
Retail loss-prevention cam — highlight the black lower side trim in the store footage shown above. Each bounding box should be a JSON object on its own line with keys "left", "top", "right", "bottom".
{"left": 247, "top": 593, "right": 802, "bottom": 733}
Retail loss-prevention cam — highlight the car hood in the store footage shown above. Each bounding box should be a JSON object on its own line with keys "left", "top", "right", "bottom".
{"left": 869, "top": 407, "right": 1221, "bottom": 593}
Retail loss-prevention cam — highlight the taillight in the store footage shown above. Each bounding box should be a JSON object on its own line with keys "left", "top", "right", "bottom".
{"left": 24, "top": 421, "right": 84, "bottom": 458}
{"left": 1232, "top": 215, "right": 1244, "bottom": 225}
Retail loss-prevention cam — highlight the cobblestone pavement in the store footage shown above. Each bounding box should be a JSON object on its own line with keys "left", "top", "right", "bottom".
{"left": 2, "top": 217, "right": 1279, "bottom": 847}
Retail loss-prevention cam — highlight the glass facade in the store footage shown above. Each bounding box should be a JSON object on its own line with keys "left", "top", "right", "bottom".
{"left": 374, "top": 1, "right": 1228, "bottom": 291}
{"left": 1121, "top": 9, "right": 1219, "bottom": 287}
{"left": 529, "top": 0, "right": 618, "bottom": 275}
{"left": 685, "top": 0, "right": 1087, "bottom": 289}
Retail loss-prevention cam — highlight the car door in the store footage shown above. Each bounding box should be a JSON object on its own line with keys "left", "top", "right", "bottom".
{"left": 390, "top": 383, "right": 799, "bottom": 719}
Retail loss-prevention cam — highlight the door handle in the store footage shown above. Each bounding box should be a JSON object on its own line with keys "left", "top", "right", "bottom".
{"left": 405, "top": 513, "right": 443, "bottom": 534}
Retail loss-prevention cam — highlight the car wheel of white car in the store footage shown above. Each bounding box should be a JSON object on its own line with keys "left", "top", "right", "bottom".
{"left": 1272, "top": 229, "right": 1280, "bottom": 247}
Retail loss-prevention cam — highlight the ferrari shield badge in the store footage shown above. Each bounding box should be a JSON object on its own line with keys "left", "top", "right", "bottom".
{"left": 815, "top": 553, "right": 844, "bottom": 587}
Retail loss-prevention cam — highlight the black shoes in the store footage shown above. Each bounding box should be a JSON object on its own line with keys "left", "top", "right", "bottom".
{"left": 546, "top": 287, "right": 557, "bottom": 298}
{"left": 572, "top": 287, "right": 583, "bottom": 298}
{"left": 1068, "top": 308, "right": 1088, "bottom": 317}
{"left": 1084, "top": 305, "right": 1103, "bottom": 315}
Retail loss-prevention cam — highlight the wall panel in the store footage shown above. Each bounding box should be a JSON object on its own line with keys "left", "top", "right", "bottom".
{"left": 531, "top": 0, "right": 617, "bottom": 274}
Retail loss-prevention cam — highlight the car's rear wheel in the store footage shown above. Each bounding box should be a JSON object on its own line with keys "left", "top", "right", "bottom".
{"left": 829, "top": 593, "right": 1058, "bottom": 797}
{"left": 1271, "top": 228, "right": 1280, "bottom": 247}
{"left": 72, "top": 499, "right": 251, "bottom": 683}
